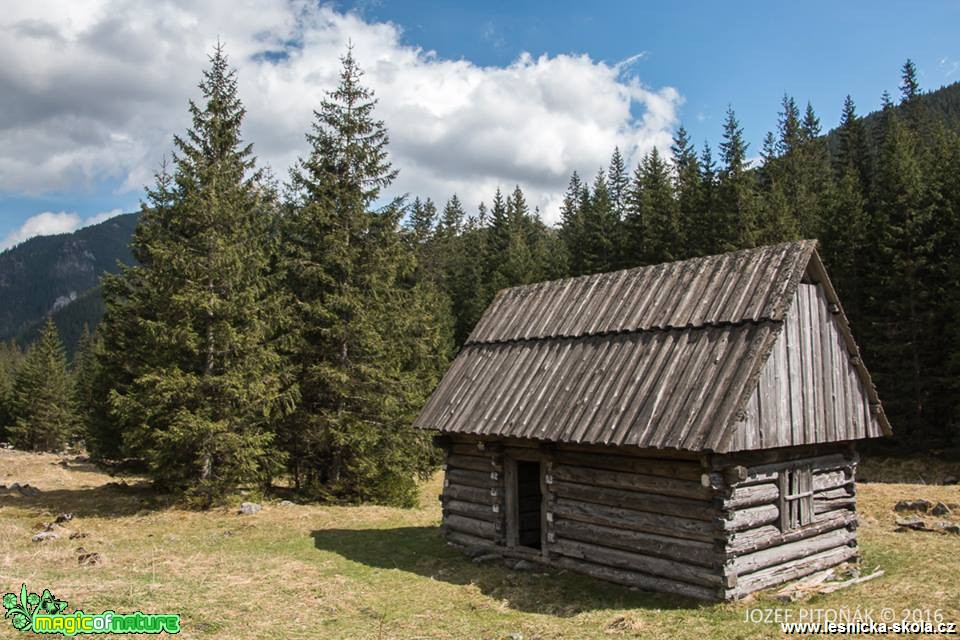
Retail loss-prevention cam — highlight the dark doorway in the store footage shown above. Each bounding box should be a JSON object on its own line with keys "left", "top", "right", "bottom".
{"left": 515, "top": 460, "right": 543, "bottom": 550}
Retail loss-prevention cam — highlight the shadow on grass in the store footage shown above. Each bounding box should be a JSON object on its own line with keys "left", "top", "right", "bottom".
{"left": 0, "top": 481, "right": 172, "bottom": 518}
{"left": 311, "top": 526, "right": 702, "bottom": 616}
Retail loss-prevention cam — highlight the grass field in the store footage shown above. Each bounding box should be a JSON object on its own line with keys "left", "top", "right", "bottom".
{"left": 1, "top": 449, "right": 959, "bottom": 639}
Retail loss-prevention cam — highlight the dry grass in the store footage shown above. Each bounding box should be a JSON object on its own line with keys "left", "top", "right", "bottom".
{"left": 1, "top": 449, "right": 959, "bottom": 639}
{"left": 859, "top": 453, "right": 960, "bottom": 485}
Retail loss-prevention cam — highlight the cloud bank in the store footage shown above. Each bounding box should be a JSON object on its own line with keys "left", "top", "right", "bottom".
{"left": 0, "top": 1, "right": 682, "bottom": 231}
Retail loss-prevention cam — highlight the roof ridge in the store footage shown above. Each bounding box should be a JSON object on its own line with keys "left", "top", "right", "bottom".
{"left": 463, "top": 316, "right": 785, "bottom": 347}
{"left": 489, "top": 239, "right": 816, "bottom": 297}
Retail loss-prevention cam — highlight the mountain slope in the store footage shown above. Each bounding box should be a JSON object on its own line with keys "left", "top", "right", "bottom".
{"left": 0, "top": 213, "right": 138, "bottom": 341}
{"left": 15, "top": 287, "right": 106, "bottom": 359}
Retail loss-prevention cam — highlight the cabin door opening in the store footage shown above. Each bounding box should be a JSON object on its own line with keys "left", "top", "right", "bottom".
{"left": 514, "top": 460, "right": 543, "bottom": 550}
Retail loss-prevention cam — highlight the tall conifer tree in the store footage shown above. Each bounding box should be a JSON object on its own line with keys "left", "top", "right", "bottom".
{"left": 579, "top": 170, "right": 619, "bottom": 272}
{"left": 281, "top": 48, "right": 451, "bottom": 505}
{"left": 639, "top": 148, "right": 681, "bottom": 262}
{"left": 717, "top": 106, "right": 756, "bottom": 250}
{"left": 95, "top": 44, "right": 290, "bottom": 502}
{"left": 8, "top": 319, "right": 75, "bottom": 452}
{"left": 671, "top": 126, "right": 703, "bottom": 257}
{"left": 559, "top": 172, "right": 587, "bottom": 275}
{"left": 607, "top": 147, "right": 629, "bottom": 218}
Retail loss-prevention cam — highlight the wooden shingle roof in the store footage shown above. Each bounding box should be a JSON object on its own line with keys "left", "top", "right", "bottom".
{"left": 414, "top": 240, "right": 890, "bottom": 452}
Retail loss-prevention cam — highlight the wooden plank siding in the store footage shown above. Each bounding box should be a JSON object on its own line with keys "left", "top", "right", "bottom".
{"left": 731, "top": 283, "right": 884, "bottom": 450}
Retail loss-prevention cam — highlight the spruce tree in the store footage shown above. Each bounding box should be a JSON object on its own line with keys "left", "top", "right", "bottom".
{"left": 407, "top": 197, "right": 437, "bottom": 245}
{"left": 834, "top": 95, "right": 871, "bottom": 188}
{"left": 281, "top": 47, "right": 451, "bottom": 506}
{"left": 820, "top": 164, "right": 867, "bottom": 321}
{"left": 623, "top": 161, "right": 646, "bottom": 265}
{"left": 579, "top": 170, "right": 619, "bottom": 272}
{"left": 96, "top": 44, "right": 291, "bottom": 502}
{"left": 406, "top": 197, "right": 440, "bottom": 284}
{"left": 450, "top": 210, "right": 492, "bottom": 345}
{"left": 559, "top": 172, "right": 586, "bottom": 275}
{"left": 639, "top": 148, "right": 681, "bottom": 262}
{"left": 717, "top": 106, "right": 756, "bottom": 250}
{"left": 671, "top": 126, "right": 703, "bottom": 257}
{"left": 489, "top": 186, "right": 536, "bottom": 290}
{"left": 72, "top": 325, "right": 101, "bottom": 452}
{"left": 8, "top": 319, "right": 76, "bottom": 452}
{"left": 862, "top": 99, "right": 935, "bottom": 447}
{"left": 436, "top": 195, "right": 465, "bottom": 239}
{"left": 900, "top": 59, "right": 921, "bottom": 103}
{"left": 694, "top": 142, "right": 720, "bottom": 254}
{"left": 777, "top": 95, "right": 802, "bottom": 157}
{"left": 796, "top": 102, "right": 834, "bottom": 237}
{"left": 607, "top": 147, "right": 630, "bottom": 218}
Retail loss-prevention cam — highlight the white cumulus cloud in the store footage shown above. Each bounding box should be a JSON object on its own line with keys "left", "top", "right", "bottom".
{"left": 0, "top": 1, "right": 683, "bottom": 225}
{"left": 1, "top": 208, "right": 125, "bottom": 250}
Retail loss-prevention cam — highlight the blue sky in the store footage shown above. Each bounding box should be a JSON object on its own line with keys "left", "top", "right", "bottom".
{"left": 1, "top": 1, "right": 957, "bottom": 247}
{"left": 356, "top": 0, "right": 959, "bottom": 147}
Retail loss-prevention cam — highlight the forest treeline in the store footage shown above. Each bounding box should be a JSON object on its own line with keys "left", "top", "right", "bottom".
{"left": 0, "top": 51, "right": 957, "bottom": 507}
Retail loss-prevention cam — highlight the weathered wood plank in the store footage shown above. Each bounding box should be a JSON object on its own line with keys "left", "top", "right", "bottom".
{"left": 819, "top": 285, "right": 838, "bottom": 442}
{"left": 449, "top": 443, "right": 488, "bottom": 457}
{"left": 786, "top": 293, "right": 803, "bottom": 446}
{"left": 809, "top": 285, "right": 827, "bottom": 441}
{"left": 552, "top": 498, "right": 718, "bottom": 542}
{"left": 815, "top": 486, "right": 854, "bottom": 501}
{"left": 814, "top": 496, "right": 856, "bottom": 514}
{"left": 549, "top": 555, "right": 720, "bottom": 601}
{"left": 446, "top": 453, "right": 498, "bottom": 472}
{"left": 721, "top": 504, "right": 779, "bottom": 532}
{"left": 444, "top": 499, "right": 498, "bottom": 522}
{"left": 775, "top": 326, "right": 791, "bottom": 447}
{"left": 556, "top": 441, "right": 703, "bottom": 460}
{"left": 724, "top": 483, "right": 779, "bottom": 510}
{"left": 552, "top": 538, "right": 723, "bottom": 587}
{"left": 798, "top": 284, "right": 815, "bottom": 444}
{"left": 444, "top": 483, "right": 497, "bottom": 505}
{"left": 739, "top": 387, "right": 760, "bottom": 451}
{"left": 445, "top": 513, "right": 497, "bottom": 539}
{"left": 726, "top": 509, "right": 857, "bottom": 556}
{"left": 445, "top": 529, "right": 494, "bottom": 550}
{"left": 551, "top": 450, "right": 703, "bottom": 481}
{"left": 552, "top": 480, "right": 719, "bottom": 521}
{"left": 813, "top": 469, "right": 850, "bottom": 492}
{"left": 729, "top": 527, "right": 855, "bottom": 575}
{"left": 757, "top": 333, "right": 776, "bottom": 448}
{"left": 732, "top": 453, "right": 848, "bottom": 488}
{"left": 734, "top": 544, "right": 858, "bottom": 595}
{"left": 446, "top": 468, "right": 495, "bottom": 489}
{"left": 552, "top": 464, "right": 712, "bottom": 500}
{"left": 551, "top": 518, "right": 719, "bottom": 568}
{"left": 714, "top": 443, "right": 847, "bottom": 468}
{"left": 504, "top": 457, "right": 518, "bottom": 547}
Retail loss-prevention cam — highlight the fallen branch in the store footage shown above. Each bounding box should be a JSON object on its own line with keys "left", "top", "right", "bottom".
{"left": 814, "top": 569, "right": 884, "bottom": 594}
{"left": 775, "top": 566, "right": 883, "bottom": 601}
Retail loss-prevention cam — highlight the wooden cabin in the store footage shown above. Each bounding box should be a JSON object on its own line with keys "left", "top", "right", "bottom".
{"left": 413, "top": 240, "right": 891, "bottom": 601}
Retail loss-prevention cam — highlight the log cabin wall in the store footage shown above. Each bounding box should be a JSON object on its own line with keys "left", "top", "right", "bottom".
{"left": 544, "top": 443, "right": 725, "bottom": 601}
{"left": 714, "top": 444, "right": 860, "bottom": 599}
{"left": 439, "top": 435, "right": 731, "bottom": 601}
{"left": 439, "top": 438, "right": 505, "bottom": 549}
{"left": 439, "top": 436, "right": 861, "bottom": 601}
